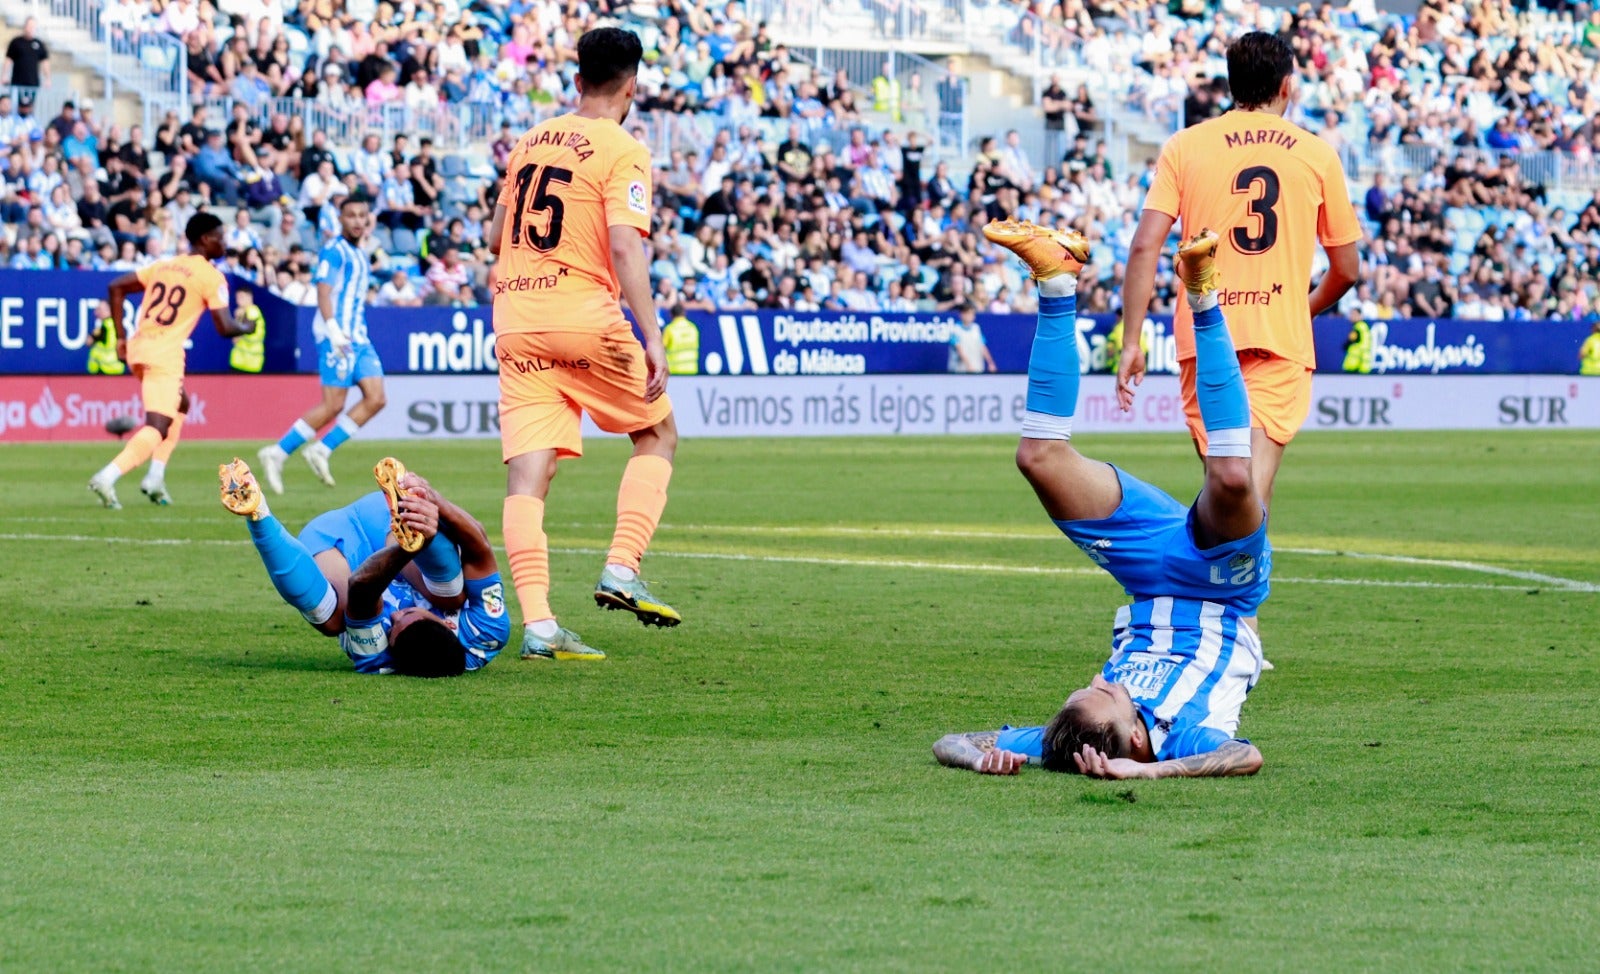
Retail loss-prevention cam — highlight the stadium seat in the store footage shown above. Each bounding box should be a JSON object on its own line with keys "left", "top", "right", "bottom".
{"left": 139, "top": 45, "right": 176, "bottom": 72}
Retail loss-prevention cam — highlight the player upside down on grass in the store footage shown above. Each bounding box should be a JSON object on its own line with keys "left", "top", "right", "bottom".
{"left": 219, "top": 457, "right": 510, "bottom": 677}
{"left": 933, "top": 221, "right": 1266, "bottom": 780}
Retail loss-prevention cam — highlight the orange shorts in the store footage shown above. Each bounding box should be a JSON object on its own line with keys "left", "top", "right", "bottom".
{"left": 496, "top": 329, "right": 673, "bottom": 461}
{"left": 1179, "top": 350, "right": 1312, "bottom": 450}
{"left": 130, "top": 361, "right": 185, "bottom": 418}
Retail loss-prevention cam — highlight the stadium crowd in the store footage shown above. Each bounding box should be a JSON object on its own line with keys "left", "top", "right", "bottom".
{"left": 3, "top": 0, "right": 1600, "bottom": 322}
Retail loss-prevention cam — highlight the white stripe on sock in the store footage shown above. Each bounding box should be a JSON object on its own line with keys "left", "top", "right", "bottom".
{"left": 1205, "top": 426, "right": 1252, "bottom": 457}
{"left": 300, "top": 585, "right": 338, "bottom": 626}
{"left": 1037, "top": 274, "right": 1077, "bottom": 298}
{"left": 1021, "top": 410, "right": 1073, "bottom": 440}
{"left": 425, "top": 572, "right": 464, "bottom": 598}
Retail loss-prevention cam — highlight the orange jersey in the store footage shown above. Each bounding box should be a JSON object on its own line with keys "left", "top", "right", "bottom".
{"left": 492, "top": 114, "right": 652, "bottom": 335}
{"left": 126, "top": 254, "right": 229, "bottom": 370}
{"left": 1144, "top": 111, "right": 1361, "bottom": 369}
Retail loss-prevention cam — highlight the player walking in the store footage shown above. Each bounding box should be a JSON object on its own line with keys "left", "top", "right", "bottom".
{"left": 219, "top": 456, "right": 509, "bottom": 677}
{"left": 932, "top": 220, "right": 1266, "bottom": 779}
{"left": 257, "top": 198, "right": 388, "bottom": 493}
{"left": 489, "top": 27, "right": 678, "bottom": 662}
{"left": 1117, "top": 31, "right": 1361, "bottom": 663}
{"left": 1119, "top": 31, "right": 1360, "bottom": 508}
{"left": 88, "top": 213, "right": 253, "bottom": 509}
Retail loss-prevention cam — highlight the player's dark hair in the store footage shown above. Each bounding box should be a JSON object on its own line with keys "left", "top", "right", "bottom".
{"left": 387, "top": 619, "right": 466, "bottom": 678}
{"left": 577, "top": 27, "right": 643, "bottom": 93}
{"left": 1040, "top": 700, "right": 1131, "bottom": 773}
{"left": 1226, "top": 31, "right": 1294, "bottom": 109}
{"left": 185, "top": 211, "right": 223, "bottom": 245}
{"left": 338, "top": 196, "right": 368, "bottom": 212}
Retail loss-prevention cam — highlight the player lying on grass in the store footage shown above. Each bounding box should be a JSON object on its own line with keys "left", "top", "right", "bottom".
{"left": 219, "top": 457, "right": 510, "bottom": 676}
{"left": 932, "top": 221, "right": 1267, "bottom": 780}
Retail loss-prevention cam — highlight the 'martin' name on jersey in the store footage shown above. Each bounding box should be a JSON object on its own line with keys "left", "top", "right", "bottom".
{"left": 523, "top": 128, "right": 595, "bottom": 162}
{"left": 1224, "top": 129, "right": 1299, "bottom": 151}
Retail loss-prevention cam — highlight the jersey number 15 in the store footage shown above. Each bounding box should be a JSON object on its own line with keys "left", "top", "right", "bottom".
{"left": 509, "top": 163, "right": 574, "bottom": 252}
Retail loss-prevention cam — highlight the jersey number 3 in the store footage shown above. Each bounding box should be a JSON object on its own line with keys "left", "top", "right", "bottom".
{"left": 510, "top": 163, "right": 574, "bottom": 252}
{"left": 1230, "top": 166, "right": 1280, "bottom": 254}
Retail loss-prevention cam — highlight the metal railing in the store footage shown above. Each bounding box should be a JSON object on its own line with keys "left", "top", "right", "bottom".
{"left": 193, "top": 94, "right": 910, "bottom": 166}
{"left": 785, "top": 47, "right": 965, "bottom": 156}
{"left": 1342, "top": 142, "right": 1600, "bottom": 192}
{"left": 0, "top": 83, "right": 102, "bottom": 127}
{"left": 22, "top": 0, "right": 188, "bottom": 128}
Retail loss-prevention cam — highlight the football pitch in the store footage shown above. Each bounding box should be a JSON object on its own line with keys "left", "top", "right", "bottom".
{"left": 2, "top": 430, "right": 1598, "bottom": 971}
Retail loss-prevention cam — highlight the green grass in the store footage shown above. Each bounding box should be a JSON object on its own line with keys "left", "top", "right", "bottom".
{"left": 2, "top": 431, "right": 1598, "bottom": 972}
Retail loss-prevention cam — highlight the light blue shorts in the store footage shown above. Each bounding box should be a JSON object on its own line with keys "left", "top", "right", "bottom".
{"left": 317, "top": 340, "right": 384, "bottom": 388}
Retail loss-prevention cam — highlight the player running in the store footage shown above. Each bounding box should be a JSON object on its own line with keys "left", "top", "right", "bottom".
{"left": 1118, "top": 31, "right": 1360, "bottom": 506}
{"left": 257, "top": 198, "right": 388, "bottom": 494}
{"left": 488, "top": 27, "right": 679, "bottom": 662}
{"left": 88, "top": 212, "right": 253, "bottom": 509}
{"left": 219, "top": 456, "right": 509, "bottom": 677}
{"left": 932, "top": 220, "right": 1266, "bottom": 779}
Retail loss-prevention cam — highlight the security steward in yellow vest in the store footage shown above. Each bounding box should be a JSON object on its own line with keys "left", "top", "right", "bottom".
{"left": 1343, "top": 320, "right": 1373, "bottom": 374}
{"left": 1580, "top": 323, "right": 1600, "bottom": 376}
{"left": 230, "top": 288, "right": 267, "bottom": 373}
{"left": 87, "top": 302, "right": 126, "bottom": 375}
{"left": 662, "top": 305, "right": 700, "bottom": 375}
{"left": 872, "top": 66, "right": 901, "bottom": 123}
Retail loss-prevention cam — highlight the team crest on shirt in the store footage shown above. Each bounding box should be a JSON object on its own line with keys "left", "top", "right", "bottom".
{"left": 1109, "top": 655, "right": 1179, "bottom": 700}
{"left": 1229, "top": 553, "right": 1254, "bottom": 573}
{"left": 481, "top": 583, "right": 506, "bottom": 618}
{"left": 628, "top": 181, "right": 648, "bottom": 214}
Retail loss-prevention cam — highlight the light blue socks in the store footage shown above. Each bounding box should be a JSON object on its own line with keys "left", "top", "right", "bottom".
{"left": 247, "top": 515, "right": 338, "bottom": 625}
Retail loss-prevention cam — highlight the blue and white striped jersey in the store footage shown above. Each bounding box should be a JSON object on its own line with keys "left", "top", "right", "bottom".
{"left": 312, "top": 236, "right": 370, "bottom": 345}
{"left": 340, "top": 573, "right": 511, "bottom": 675}
{"left": 993, "top": 598, "right": 1262, "bottom": 763}
{"left": 994, "top": 465, "right": 1270, "bottom": 764}
{"left": 1105, "top": 596, "right": 1262, "bottom": 760}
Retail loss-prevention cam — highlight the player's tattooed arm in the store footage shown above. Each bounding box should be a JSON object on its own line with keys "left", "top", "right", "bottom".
{"left": 346, "top": 544, "right": 418, "bottom": 620}
{"left": 1074, "top": 740, "right": 1263, "bottom": 779}
{"left": 933, "top": 732, "right": 1027, "bottom": 775}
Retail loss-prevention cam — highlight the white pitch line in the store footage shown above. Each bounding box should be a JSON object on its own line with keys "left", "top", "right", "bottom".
{"left": 0, "top": 533, "right": 1582, "bottom": 594}
{"left": 1274, "top": 547, "right": 1600, "bottom": 594}
{"left": 616, "top": 523, "right": 1600, "bottom": 594}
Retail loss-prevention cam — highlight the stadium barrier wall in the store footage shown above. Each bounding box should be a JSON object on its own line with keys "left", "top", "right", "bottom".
{"left": 352, "top": 374, "right": 1600, "bottom": 440}
{"left": 3, "top": 272, "right": 1594, "bottom": 377}
{"left": 0, "top": 374, "right": 323, "bottom": 442}
{"left": 0, "top": 271, "right": 301, "bottom": 375}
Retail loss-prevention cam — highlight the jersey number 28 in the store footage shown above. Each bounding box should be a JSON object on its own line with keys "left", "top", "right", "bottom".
{"left": 510, "top": 163, "right": 574, "bottom": 252}
{"left": 142, "top": 282, "right": 188, "bottom": 327}
{"left": 1231, "top": 166, "right": 1280, "bottom": 254}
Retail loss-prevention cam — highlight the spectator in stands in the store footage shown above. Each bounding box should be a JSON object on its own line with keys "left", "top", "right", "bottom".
{"left": 3, "top": 17, "right": 50, "bottom": 93}
{"left": 377, "top": 269, "right": 423, "bottom": 307}
{"left": 423, "top": 246, "right": 471, "bottom": 305}
{"left": 194, "top": 130, "right": 242, "bottom": 204}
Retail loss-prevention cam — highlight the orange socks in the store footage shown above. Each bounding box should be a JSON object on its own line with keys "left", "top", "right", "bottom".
{"left": 503, "top": 494, "right": 552, "bottom": 622}
{"left": 153, "top": 412, "right": 185, "bottom": 463}
{"left": 607, "top": 455, "right": 673, "bottom": 572}
{"left": 112, "top": 426, "right": 163, "bottom": 475}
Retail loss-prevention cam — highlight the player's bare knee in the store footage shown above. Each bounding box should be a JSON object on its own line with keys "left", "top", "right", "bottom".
{"left": 1015, "top": 438, "right": 1065, "bottom": 485}
{"left": 1205, "top": 458, "right": 1254, "bottom": 502}
{"left": 363, "top": 391, "right": 388, "bottom": 414}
